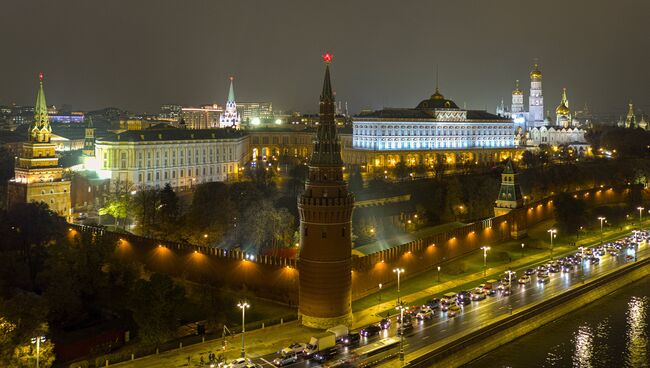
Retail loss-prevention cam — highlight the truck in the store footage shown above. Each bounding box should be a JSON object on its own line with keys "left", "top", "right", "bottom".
{"left": 303, "top": 331, "right": 337, "bottom": 357}
{"left": 326, "top": 325, "right": 349, "bottom": 342}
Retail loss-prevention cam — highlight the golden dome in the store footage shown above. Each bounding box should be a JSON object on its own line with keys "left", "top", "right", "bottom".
{"left": 431, "top": 87, "right": 444, "bottom": 100}
{"left": 556, "top": 103, "right": 570, "bottom": 115}
{"left": 512, "top": 80, "right": 523, "bottom": 95}
{"left": 530, "top": 63, "right": 542, "bottom": 80}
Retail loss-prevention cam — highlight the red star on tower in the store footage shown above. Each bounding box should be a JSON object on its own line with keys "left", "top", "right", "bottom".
{"left": 322, "top": 52, "right": 333, "bottom": 64}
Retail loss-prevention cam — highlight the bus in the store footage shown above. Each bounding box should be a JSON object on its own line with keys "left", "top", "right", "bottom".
{"left": 351, "top": 337, "right": 400, "bottom": 367}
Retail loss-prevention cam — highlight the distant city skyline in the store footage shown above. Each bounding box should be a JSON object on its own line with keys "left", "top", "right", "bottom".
{"left": 1, "top": 1, "right": 649, "bottom": 117}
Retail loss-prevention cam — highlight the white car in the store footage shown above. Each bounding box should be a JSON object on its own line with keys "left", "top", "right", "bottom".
{"left": 273, "top": 354, "right": 298, "bottom": 367}
{"left": 279, "top": 342, "right": 306, "bottom": 356}
{"left": 220, "top": 358, "right": 251, "bottom": 368}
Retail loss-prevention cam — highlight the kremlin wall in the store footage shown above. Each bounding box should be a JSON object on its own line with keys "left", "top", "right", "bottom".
{"left": 74, "top": 184, "right": 639, "bottom": 307}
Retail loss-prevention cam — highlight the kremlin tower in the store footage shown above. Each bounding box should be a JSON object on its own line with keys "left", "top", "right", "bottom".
{"left": 219, "top": 77, "right": 241, "bottom": 128}
{"left": 528, "top": 63, "right": 544, "bottom": 127}
{"left": 298, "top": 53, "right": 354, "bottom": 328}
{"left": 7, "top": 73, "right": 71, "bottom": 221}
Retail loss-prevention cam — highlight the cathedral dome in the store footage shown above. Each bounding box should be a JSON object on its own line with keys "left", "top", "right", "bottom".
{"left": 416, "top": 88, "right": 459, "bottom": 109}
{"left": 530, "top": 64, "right": 542, "bottom": 80}
{"left": 512, "top": 80, "right": 523, "bottom": 95}
{"left": 556, "top": 103, "right": 570, "bottom": 115}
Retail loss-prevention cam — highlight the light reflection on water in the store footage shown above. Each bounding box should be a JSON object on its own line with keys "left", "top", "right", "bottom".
{"left": 465, "top": 277, "right": 650, "bottom": 368}
{"left": 625, "top": 296, "right": 648, "bottom": 367}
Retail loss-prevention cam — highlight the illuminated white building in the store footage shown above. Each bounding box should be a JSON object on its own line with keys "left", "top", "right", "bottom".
{"left": 352, "top": 88, "right": 515, "bottom": 151}
{"left": 93, "top": 128, "right": 248, "bottom": 190}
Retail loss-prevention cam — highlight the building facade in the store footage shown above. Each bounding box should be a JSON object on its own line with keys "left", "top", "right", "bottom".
{"left": 528, "top": 63, "right": 544, "bottom": 126}
{"left": 7, "top": 73, "right": 72, "bottom": 221}
{"left": 349, "top": 87, "right": 519, "bottom": 169}
{"left": 93, "top": 128, "right": 248, "bottom": 191}
{"left": 298, "top": 56, "right": 354, "bottom": 328}
{"left": 181, "top": 105, "right": 223, "bottom": 129}
{"left": 237, "top": 102, "right": 273, "bottom": 122}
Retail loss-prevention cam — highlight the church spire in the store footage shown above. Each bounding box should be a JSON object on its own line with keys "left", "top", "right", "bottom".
{"left": 310, "top": 53, "right": 342, "bottom": 166}
{"left": 30, "top": 72, "right": 51, "bottom": 143}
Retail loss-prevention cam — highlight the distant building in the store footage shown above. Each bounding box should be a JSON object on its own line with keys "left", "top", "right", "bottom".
{"left": 238, "top": 102, "right": 273, "bottom": 122}
{"left": 181, "top": 104, "right": 223, "bottom": 129}
{"left": 7, "top": 73, "right": 71, "bottom": 221}
{"left": 159, "top": 104, "right": 182, "bottom": 120}
{"left": 93, "top": 127, "right": 248, "bottom": 191}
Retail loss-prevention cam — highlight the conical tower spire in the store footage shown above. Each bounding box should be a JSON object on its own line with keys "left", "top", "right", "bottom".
{"left": 30, "top": 72, "right": 51, "bottom": 142}
{"left": 227, "top": 76, "right": 236, "bottom": 102}
{"left": 561, "top": 87, "right": 569, "bottom": 108}
{"left": 311, "top": 53, "right": 342, "bottom": 166}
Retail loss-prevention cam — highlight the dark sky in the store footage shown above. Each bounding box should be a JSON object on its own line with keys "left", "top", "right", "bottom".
{"left": 2, "top": 0, "right": 649, "bottom": 117}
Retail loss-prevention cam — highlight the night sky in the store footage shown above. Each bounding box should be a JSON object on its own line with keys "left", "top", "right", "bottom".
{"left": 2, "top": 0, "right": 649, "bottom": 117}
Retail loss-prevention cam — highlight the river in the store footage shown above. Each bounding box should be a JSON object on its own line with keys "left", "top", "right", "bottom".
{"left": 465, "top": 275, "right": 650, "bottom": 368}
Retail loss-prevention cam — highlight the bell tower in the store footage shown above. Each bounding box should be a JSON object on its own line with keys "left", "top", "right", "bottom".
{"left": 298, "top": 53, "right": 354, "bottom": 328}
{"left": 494, "top": 159, "right": 526, "bottom": 238}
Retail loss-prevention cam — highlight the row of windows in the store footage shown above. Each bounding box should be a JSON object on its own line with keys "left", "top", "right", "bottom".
{"left": 353, "top": 139, "right": 513, "bottom": 150}
{"left": 136, "top": 165, "right": 235, "bottom": 183}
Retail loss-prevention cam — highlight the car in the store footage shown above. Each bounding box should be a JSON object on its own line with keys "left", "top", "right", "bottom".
{"left": 457, "top": 296, "right": 471, "bottom": 306}
{"left": 548, "top": 265, "right": 560, "bottom": 273}
{"left": 425, "top": 298, "right": 441, "bottom": 309}
{"left": 273, "top": 354, "right": 298, "bottom": 367}
{"left": 537, "top": 274, "right": 550, "bottom": 284}
{"left": 471, "top": 289, "right": 486, "bottom": 301}
{"left": 501, "top": 286, "right": 512, "bottom": 296}
{"left": 416, "top": 308, "right": 434, "bottom": 320}
{"left": 518, "top": 275, "right": 531, "bottom": 284}
{"left": 379, "top": 318, "right": 391, "bottom": 329}
{"left": 221, "top": 358, "right": 252, "bottom": 368}
{"left": 537, "top": 265, "right": 547, "bottom": 273}
{"left": 341, "top": 333, "right": 360, "bottom": 346}
{"left": 397, "top": 319, "right": 414, "bottom": 334}
{"left": 360, "top": 325, "right": 381, "bottom": 337}
{"left": 441, "top": 292, "right": 458, "bottom": 305}
{"left": 313, "top": 347, "right": 338, "bottom": 363}
{"left": 590, "top": 256, "right": 600, "bottom": 264}
{"left": 279, "top": 342, "right": 306, "bottom": 356}
{"left": 626, "top": 255, "right": 635, "bottom": 262}
{"left": 524, "top": 268, "right": 535, "bottom": 276}
{"left": 448, "top": 304, "right": 461, "bottom": 317}
{"left": 561, "top": 264, "right": 573, "bottom": 273}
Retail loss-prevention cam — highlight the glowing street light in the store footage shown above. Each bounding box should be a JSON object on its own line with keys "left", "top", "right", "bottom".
{"left": 637, "top": 207, "right": 644, "bottom": 223}
{"left": 598, "top": 217, "right": 606, "bottom": 244}
{"left": 395, "top": 302, "right": 406, "bottom": 362}
{"left": 31, "top": 336, "right": 46, "bottom": 368}
{"left": 547, "top": 229, "right": 557, "bottom": 260}
{"left": 237, "top": 301, "right": 250, "bottom": 357}
{"left": 393, "top": 268, "right": 405, "bottom": 303}
{"left": 521, "top": 243, "right": 525, "bottom": 258}
{"left": 437, "top": 265, "right": 441, "bottom": 283}
{"left": 481, "top": 246, "right": 490, "bottom": 276}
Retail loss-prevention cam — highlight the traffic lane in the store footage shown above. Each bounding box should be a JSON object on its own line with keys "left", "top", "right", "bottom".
{"left": 401, "top": 244, "right": 647, "bottom": 352}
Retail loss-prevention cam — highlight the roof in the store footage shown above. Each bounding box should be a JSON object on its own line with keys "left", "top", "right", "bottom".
{"left": 355, "top": 108, "right": 509, "bottom": 121}
{"left": 97, "top": 128, "right": 246, "bottom": 143}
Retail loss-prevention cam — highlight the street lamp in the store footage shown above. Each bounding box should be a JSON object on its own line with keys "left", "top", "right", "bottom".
{"left": 547, "top": 229, "right": 557, "bottom": 261}
{"left": 393, "top": 268, "right": 405, "bottom": 303}
{"left": 378, "top": 283, "right": 382, "bottom": 301}
{"left": 395, "top": 302, "right": 405, "bottom": 362}
{"left": 437, "top": 265, "right": 441, "bottom": 283}
{"left": 598, "top": 217, "right": 606, "bottom": 244}
{"left": 637, "top": 207, "right": 644, "bottom": 223}
{"left": 31, "top": 336, "right": 45, "bottom": 368}
{"left": 237, "top": 301, "right": 250, "bottom": 358}
{"left": 481, "top": 246, "right": 490, "bottom": 276}
{"left": 521, "top": 243, "right": 525, "bottom": 258}
{"left": 506, "top": 270, "right": 515, "bottom": 287}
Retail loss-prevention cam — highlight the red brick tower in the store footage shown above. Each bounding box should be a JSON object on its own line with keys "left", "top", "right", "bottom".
{"left": 298, "top": 54, "right": 354, "bottom": 328}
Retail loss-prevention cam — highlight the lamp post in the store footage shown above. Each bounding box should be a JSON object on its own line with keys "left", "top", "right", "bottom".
{"left": 579, "top": 246, "right": 586, "bottom": 283}
{"left": 31, "top": 336, "right": 45, "bottom": 368}
{"left": 506, "top": 270, "right": 515, "bottom": 287}
{"left": 437, "top": 266, "right": 441, "bottom": 283}
{"left": 638, "top": 207, "right": 644, "bottom": 223}
{"left": 237, "top": 301, "right": 250, "bottom": 358}
{"left": 547, "top": 229, "right": 557, "bottom": 261}
{"left": 378, "top": 283, "right": 382, "bottom": 302}
{"left": 598, "top": 217, "right": 606, "bottom": 245}
{"left": 521, "top": 243, "right": 525, "bottom": 258}
{"left": 395, "top": 302, "right": 405, "bottom": 362}
{"left": 481, "top": 246, "right": 490, "bottom": 276}
{"left": 393, "top": 268, "right": 405, "bottom": 303}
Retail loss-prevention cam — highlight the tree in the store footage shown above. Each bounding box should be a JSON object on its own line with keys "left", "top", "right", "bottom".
{"left": 554, "top": 192, "right": 587, "bottom": 235}
{"left": 128, "top": 273, "right": 186, "bottom": 347}
{"left": 347, "top": 165, "right": 364, "bottom": 194}
{"left": 393, "top": 162, "right": 410, "bottom": 181}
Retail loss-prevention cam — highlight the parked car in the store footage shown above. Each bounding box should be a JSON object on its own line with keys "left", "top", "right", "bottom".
{"left": 360, "top": 325, "right": 381, "bottom": 337}
{"left": 273, "top": 354, "right": 298, "bottom": 367}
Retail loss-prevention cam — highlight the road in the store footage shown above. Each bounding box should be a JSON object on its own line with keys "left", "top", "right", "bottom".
{"left": 247, "top": 231, "right": 647, "bottom": 368}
